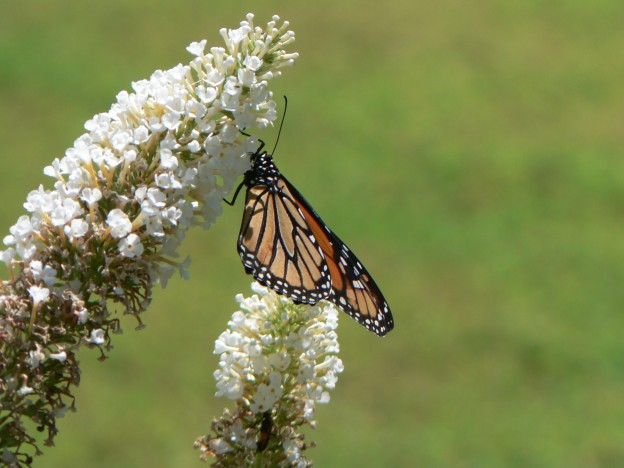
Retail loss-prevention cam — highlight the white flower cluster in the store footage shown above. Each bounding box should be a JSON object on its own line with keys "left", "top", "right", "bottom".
{"left": 215, "top": 283, "right": 343, "bottom": 415}
{"left": 0, "top": 14, "right": 297, "bottom": 462}
{"left": 203, "top": 283, "right": 344, "bottom": 465}
{"left": 1, "top": 13, "right": 297, "bottom": 288}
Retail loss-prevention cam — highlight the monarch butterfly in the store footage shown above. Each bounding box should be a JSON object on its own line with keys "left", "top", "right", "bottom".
{"left": 227, "top": 106, "right": 394, "bottom": 336}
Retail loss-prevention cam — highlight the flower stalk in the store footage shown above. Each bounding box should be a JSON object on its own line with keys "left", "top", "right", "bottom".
{"left": 0, "top": 14, "right": 297, "bottom": 465}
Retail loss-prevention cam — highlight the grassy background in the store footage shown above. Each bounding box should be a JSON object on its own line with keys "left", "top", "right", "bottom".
{"left": 2, "top": 1, "right": 624, "bottom": 466}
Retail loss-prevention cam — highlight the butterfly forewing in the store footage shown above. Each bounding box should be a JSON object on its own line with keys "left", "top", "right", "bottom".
{"left": 281, "top": 178, "right": 394, "bottom": 336}
{"left": 328, "top": 240, "right": 394, "bottom": 335}
{"left": 238, "top": 182, "right": 331, "bottom": 304}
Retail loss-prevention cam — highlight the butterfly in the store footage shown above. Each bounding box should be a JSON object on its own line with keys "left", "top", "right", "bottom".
{"left": 227, "top": 138, "right": 394, "bottom": 337}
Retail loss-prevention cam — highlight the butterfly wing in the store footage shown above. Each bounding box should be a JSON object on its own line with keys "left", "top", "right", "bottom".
{"left": 238, "top": 179, "right": 332, "bottom": 304}
{"left": 281, "top": 178, "right": 394, "bottom": 336}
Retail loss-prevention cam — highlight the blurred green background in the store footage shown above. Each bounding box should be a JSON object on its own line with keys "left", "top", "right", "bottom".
{"left": 2, "top": 1, "right": 624, "bottom": 466}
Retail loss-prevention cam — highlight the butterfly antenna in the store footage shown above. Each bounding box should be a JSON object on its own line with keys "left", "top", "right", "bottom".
{"left": 271, "top": 96, "right": 288, "bottom": 156}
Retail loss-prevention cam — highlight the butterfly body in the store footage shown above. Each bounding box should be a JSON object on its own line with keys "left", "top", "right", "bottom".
{"left": 235, "top": 144, "right": 394, "bottom": 336}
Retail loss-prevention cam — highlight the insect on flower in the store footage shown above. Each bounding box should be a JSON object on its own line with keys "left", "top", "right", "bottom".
{"left": 226, "top": 99, "right": 394, "bottom": 336}
{"left": 256, "top": 410, "right": 273, "bottom": 452}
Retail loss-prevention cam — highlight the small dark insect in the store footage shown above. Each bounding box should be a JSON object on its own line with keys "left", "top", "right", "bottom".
{"left": 256, "top": 411, "right": 273, "bottom": 452}
{"left": 227, "top": 100, "right": 394, "bottom": 336}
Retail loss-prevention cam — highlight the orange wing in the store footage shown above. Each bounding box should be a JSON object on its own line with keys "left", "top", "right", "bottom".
{"left": 281, "top": 177, "right": 394, "bottom": 336}
{"left": 238, "top": 181, "right": 332, "bottom": 304}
